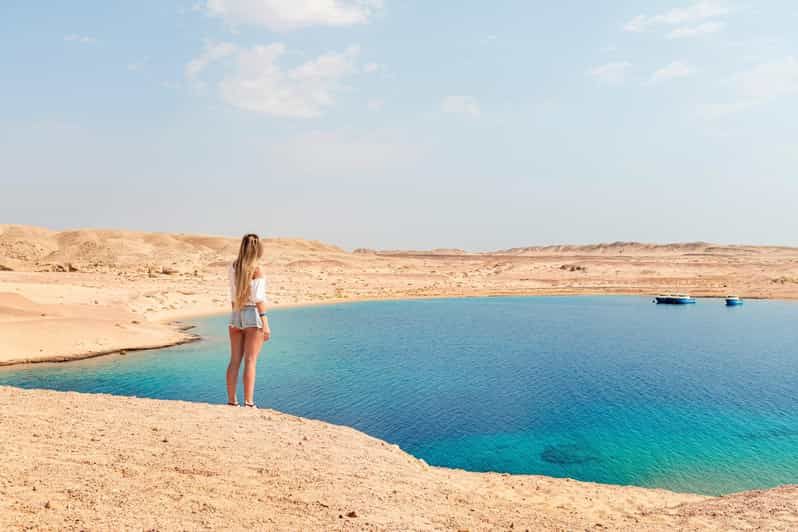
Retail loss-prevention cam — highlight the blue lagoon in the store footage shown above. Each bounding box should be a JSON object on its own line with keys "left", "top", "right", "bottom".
{"left": 2, "top": 296, "right": 797, "bottom": 495}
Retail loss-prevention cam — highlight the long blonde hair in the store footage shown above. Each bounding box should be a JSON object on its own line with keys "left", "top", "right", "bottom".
{"left": 232, "top": 233, "right": 264, "bottom": 310}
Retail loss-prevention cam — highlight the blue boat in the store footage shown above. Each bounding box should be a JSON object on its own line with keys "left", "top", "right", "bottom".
{"left": 655, "top": 294, "right": 696, "bottom": 305}
{"left": 725, "top": 296, "right": 743, "bottom": 306}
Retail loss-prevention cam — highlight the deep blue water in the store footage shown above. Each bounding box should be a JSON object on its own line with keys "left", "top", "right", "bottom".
{"left": 2, "top": 296, "right": 797, "bottom": 495}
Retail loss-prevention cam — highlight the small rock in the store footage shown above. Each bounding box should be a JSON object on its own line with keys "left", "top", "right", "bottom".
{"left": 346, "top": 511, "right": 358, "bottom": 518}
{"left": 44, "top": 501, "right": 52, "bottom": 509}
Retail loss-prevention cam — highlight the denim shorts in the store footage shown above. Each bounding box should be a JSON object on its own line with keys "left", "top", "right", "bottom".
{"left": 229, "top": 306, "right": 263, "bottom": 329}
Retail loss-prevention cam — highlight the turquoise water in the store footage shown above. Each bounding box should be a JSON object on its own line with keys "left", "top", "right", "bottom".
{"left": 2, "top": 296, "right": 797, "bottom": 495}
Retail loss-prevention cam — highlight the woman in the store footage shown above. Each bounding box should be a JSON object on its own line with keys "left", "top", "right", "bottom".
{"left": 227, "top": 233, "right": 271, "bottom": 407}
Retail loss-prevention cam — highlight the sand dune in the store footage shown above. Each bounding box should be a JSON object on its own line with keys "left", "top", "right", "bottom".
{"left": 2, "top": 386, "right": 797, "bottom": 531}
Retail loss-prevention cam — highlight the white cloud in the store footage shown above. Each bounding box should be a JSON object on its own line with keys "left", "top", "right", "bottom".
{"left": 205, "top": 0, "right": 382, "bottom": 31}
{"left": 441, "top": 95, "right": 480, "bottom": 117}
{"left": 218, "top": 44, "right": 360, "bottom": 118}
{"left": 667, "top": 21, "right": 725, "bottom": 39}
{"left": 64, "top": 34, "right": 96, "bottom": 44}
{"left": 367, "top": 98, "right": 384, "bottom": 111}
{"left": 700, "top": 56, "right": 798, "bottom": 118}
{"left": 587, "top": 61, "right": 631, "bottom": 85}
{"left": 649, "top": 61, "right": 695, "bottom": 84}
{"left": 363, "top": 62, "right": 380, "bottom": 73}
{"left": 186, "top": 41, "right": 364, "bottom": 117}
{"left": 185, "top": 41, "right": 237, "bottom": 80}
{"left": 625, "top": 1, "right": 729, "bottom": 32}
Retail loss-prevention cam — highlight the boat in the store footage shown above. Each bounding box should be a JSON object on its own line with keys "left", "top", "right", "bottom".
{"left": 655, "top": 294, "right": 696, "bottom": 305}
{"left": 725, "top": 296, "right": 743, "bottom": 306}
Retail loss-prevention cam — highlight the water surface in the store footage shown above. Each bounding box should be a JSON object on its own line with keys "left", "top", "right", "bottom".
{"left": 2, "top": 296, "right": 797, "bottom": 495}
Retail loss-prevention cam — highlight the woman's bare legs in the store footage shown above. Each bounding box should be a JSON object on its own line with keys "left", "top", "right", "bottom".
{"left": 226, "top": 326, "right": 245, "bottom": 404}
{"left": 242, "top": 327, "right": 265, "bottom": 405}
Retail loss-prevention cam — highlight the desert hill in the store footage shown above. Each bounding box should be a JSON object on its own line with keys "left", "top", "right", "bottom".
{"left": 0, "top": 225, "right": 344, "bottom": 273}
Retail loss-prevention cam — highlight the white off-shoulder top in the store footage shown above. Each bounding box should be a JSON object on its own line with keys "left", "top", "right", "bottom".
{"left": 228, "top": 263, "right": 267, "bottom": 306}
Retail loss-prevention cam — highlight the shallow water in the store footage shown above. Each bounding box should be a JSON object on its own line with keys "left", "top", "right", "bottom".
{"left": 2, "top": 296, "right": 797, "bottom": 495}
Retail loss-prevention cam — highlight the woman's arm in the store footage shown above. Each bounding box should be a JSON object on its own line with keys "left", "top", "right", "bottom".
{"left": 253, "top": 266, "right": 271, "bottom": 341}
{"left": 256, "top": 301, "right": 270, "bottom": 341}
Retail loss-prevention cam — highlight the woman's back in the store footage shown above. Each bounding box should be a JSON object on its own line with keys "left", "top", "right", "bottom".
{"left": 229, "top": 263, "right": 267, "bottom": 307}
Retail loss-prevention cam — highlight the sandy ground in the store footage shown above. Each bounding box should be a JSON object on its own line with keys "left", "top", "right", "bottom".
{"left": 2, "top": 386, "right": 797, "bottom": 531}
{"left": 2, "top": 225, "right": 798, "bottom": 530}
{"left": 2, "top": 224, "right": 798, "bottom": 365}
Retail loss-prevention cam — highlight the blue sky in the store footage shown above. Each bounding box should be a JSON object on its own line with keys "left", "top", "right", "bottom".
{"left": 1, "top": 1, "right": 797, "bottom": 249}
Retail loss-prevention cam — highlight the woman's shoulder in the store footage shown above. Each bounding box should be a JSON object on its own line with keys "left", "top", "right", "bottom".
{"left": 253, "top": 265, "right": 265, "bottom": 279}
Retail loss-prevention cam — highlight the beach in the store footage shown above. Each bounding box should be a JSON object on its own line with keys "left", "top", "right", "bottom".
{"left": 2, "top": 225, "right": 798, "bottom": 530}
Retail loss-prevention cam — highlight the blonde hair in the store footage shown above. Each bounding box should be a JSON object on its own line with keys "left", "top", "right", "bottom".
{"left": 232, "top": 233, "right": 264, "bottom": 310}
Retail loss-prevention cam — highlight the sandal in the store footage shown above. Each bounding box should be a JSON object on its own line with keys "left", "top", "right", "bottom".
{"left": 228, "top": 401, "right": 240, "bottom": 407}
{"left": 244, "top": 402, "right": 257, "bottom": 409}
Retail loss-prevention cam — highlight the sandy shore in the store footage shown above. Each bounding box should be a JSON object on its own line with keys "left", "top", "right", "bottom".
{"left": 2, "top": 225, "right": 798, "bottom": 365}
{"left": 3, "top": 386, "right": 797, "bottom": 531}
{"left": 3, "top": 226, "right": 798, "bottom": 529}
